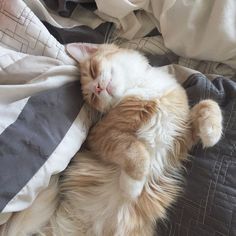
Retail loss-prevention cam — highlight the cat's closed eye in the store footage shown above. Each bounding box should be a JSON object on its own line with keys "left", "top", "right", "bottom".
{"left": 89, "top": 59, "right": 99, "bottom": 79}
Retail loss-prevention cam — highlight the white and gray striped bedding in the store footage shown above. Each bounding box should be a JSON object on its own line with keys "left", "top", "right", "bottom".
{"left": 0, "top": 0, "right": 91, "bottom": 213}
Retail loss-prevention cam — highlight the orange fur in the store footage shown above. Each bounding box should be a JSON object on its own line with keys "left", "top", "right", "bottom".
{"left": 87, "top": 97, "right": 158, "bottom": 180}
{"left": 190, "top": 99, "right": 222, "bottom": 147}
{"left": 55, "top": 87, "right": 192, "bottom": 235}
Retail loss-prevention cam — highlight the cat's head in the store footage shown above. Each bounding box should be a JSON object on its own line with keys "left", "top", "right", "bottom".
{"left": 66, "top": 43, "right": 149, "bottom": 113}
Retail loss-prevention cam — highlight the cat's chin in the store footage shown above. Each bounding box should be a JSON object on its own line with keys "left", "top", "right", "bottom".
{"left": 106, "top": 81, "right": 113, "bottom": 96}
{"left": 93, "top": 100, "right": 113, "bottom": 113}
{"left": 94, "top": 92, "right": 119, "bottom": 113}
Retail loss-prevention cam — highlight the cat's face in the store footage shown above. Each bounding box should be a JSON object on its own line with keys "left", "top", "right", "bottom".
{"left": 66, "top": 43, "right": 149, "bottom": 112}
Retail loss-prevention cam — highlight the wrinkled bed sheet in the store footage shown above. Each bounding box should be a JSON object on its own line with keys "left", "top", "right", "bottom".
{"left": 0, "top": 0, "right": 235, "bottom": 235}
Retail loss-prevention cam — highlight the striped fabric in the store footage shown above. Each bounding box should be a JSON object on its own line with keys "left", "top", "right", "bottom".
{"left": 0, "top": 0, "right": 91, "bottom": 213}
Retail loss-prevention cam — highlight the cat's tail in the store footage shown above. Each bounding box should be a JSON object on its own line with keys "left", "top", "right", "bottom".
{"left": 0, "top": 176, "right": 59, "bottom": 236}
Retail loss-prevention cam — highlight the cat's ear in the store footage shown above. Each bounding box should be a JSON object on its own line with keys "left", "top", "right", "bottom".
{"left": 66, "top": 43, "right": 98, "bottom": 62}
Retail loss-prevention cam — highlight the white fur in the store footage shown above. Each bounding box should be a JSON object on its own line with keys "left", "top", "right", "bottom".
{"left": 96, "top": 54, "right": 179, "bottom": 108}
{"left": 119, "top": 170, "right": 146, "bottom": 199}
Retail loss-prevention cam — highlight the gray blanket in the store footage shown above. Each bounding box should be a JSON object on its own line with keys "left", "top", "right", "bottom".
{"left": 157, "top": 74, "right": 236, "bottom": 236}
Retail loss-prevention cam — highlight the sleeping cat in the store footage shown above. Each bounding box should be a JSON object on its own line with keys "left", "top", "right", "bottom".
{"left": 0, "top": 44, "right": 222, "bottom": 236}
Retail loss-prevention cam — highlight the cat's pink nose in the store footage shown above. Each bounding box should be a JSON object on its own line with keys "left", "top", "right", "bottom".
{"left": 95, "top": 84, "right": 103, "bottom": 94}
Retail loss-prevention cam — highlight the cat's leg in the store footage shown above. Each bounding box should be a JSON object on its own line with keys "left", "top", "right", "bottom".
{"left": 87, "top": 97, "right": 158, "bottom": 199}
{"left": 190, "top": 99, "right": 222, "bottom": 147}
{"left": 117, "top": 138, "right": 150, "bottom": 199}
{"left": 90, "top": 129, "right": 150, "bottom": 199}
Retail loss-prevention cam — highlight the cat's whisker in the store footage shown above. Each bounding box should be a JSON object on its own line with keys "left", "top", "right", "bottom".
{"left": 103, "top": 23, "right": 116, "bottom": 44}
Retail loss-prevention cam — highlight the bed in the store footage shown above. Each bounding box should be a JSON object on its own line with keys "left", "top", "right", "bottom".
{"left": 0, "top": 1, "right": 235, "bottom": 235}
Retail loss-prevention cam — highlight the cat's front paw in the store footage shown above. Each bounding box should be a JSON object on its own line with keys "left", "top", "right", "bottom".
{"left": 119, "top": 171, "right": 145, "bottom": 200}
{"left": 192, "top": 99, "right": 222, "bottom": 147}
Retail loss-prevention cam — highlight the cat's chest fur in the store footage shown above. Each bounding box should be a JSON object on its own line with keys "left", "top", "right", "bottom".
{"left": 127, "top": 68, "right": 190, "bottom": 175}
{"left": 126, "top": 67, "right": 185, "bottom": 148}
{"left": 123, "top": 67, "right": 178, "bottom": 100}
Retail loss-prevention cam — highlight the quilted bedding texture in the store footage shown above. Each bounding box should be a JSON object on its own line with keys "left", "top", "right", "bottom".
{"left": 0, "top": 0, "right": 236, "bottom": 235}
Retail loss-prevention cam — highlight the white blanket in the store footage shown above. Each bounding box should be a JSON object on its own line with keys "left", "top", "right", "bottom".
{"left": 95, "top": 0, "right": 236, "bottom": 69}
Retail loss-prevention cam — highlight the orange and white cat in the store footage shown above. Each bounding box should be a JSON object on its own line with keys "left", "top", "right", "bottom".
{"left": 0, "top": 44, "right": 222, "bottom": 236}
